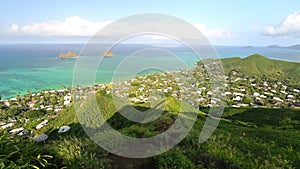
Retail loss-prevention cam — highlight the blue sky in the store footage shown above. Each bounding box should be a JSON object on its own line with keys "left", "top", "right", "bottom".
{"left": 1, "top": 0, "right": 300, "bottom": 46}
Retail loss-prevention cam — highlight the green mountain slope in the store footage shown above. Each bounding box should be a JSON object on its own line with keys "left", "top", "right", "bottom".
{"left": 2, "top": 54, "right": 300, "bottom": 168}
{"left": 3, "top": 93, "right": 298, "bottom": 169}
{"left": 220, "top": 54, "right": 300, "bottom": 83}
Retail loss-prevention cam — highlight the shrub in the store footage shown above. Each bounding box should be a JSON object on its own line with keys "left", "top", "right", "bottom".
{"left": 0, "top": 132, "right": 55, "bottom": 168}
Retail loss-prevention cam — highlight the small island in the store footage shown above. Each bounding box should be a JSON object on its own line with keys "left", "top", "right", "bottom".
{"left": 57, "top": 51, "right": 79, "bottom": 58}
{"left": 103, "top": 51, "right": 115, "bottom": 57}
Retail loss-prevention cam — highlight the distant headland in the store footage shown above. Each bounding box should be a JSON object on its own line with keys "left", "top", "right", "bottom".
{"left": 57, "top": 51, "right": 79, "bottom": 58}
{"left": 266, "top": 44, "right": 300, "bottom": 50}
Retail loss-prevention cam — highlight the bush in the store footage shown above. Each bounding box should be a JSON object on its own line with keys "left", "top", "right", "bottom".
{"left": 0, "top": 132, "right": 55, "bottom": 168}
{"left": 23, "top": 109, "right": 46, "bottom": 119}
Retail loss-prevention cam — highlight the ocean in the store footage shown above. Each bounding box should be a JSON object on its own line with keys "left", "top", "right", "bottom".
{"left": 0, "top": 44, "right": 300, "bottom": 99}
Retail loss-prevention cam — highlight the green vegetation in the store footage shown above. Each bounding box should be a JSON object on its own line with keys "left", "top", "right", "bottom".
{"left": 1, "top": 54, "right": 300, "bottom": 168}
{"left": 0, "top": 132, "right": 54, "bottom": 168}
{"left": 1, "top": 92, "right": 300, "bottom": 168}
{"left": 220, "top": 54, "right": 300, "bottom": 84}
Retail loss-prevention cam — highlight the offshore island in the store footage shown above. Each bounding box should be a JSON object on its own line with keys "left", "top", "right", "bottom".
{"left": 57, "top": 51, "right": 116, "bottom": 58}
{"left": 57, "top": 51, "right": 79, "bottom": 58}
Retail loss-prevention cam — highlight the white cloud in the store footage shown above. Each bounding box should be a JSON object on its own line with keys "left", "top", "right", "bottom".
{"left": 262, "top": 12, "right": 300, "bottom": 37}
{"left": 9, "top": 16, "right": 234, "bottom": 39}
{"left": 10, "top": 16, "right": 112, "bottom": 36}
{"left": 194, "top": 23, "right": 235, "bottom": 38}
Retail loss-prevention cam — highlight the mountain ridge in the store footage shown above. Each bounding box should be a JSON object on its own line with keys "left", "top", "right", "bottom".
{"left": 266, "top": 44, "right": 300, "bottom": 50}
{"left": 199, "top": 54, "right": 300, "bottom": 84}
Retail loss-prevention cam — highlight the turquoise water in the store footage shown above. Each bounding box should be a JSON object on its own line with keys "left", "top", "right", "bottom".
{"left": 0, "top": 44, "right": 300, "bottom": 99}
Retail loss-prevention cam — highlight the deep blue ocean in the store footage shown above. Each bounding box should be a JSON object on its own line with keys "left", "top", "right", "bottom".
{"left": 0, "top": 44, "right": 300, "bottom": 99}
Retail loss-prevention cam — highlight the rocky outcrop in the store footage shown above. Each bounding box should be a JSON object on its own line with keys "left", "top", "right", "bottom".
{"left": 58, "top": 51, "right": 79, "bottom": 58}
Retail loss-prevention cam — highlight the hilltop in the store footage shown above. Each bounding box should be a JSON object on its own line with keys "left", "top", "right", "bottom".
{"left": 220, "top": 54, "right": 300, "bottom": 84}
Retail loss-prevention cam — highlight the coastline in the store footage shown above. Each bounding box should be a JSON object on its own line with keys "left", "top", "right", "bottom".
{"left": 1, "top": 43, "right": 300, "bottom": 100}
{"left": 1, "top": 61, "right": 300, "bottom": 110}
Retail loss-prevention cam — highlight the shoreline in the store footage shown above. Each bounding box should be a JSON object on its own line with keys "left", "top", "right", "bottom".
{"left": 1, "top": 64, "right": 300, "bottom": 110}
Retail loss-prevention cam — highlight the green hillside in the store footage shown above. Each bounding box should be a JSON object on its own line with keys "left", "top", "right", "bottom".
{"left": 2, "top": 93, "right": 300, "bottom": 168}
{"left": 220, "top": 54, "right": 300, "bottom": 84}
{"left": 2, "top": 54, "right": 300, "bottom": 168}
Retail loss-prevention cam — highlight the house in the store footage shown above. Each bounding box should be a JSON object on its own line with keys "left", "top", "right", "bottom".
{"left": 1, "top": 123, "right": 14, "bottom": 129}
{"left": 271, "top": 90, "right": 277, "bottom": 93}
{"left": 233, "top": 92, "right": 244, "bottom": 97}
{"left": 0, "top": 121, "right": 5, "bottom": 126}
{"left": 63, "top": 95, "right": 72, "bottom": 106}
{"left": 10, "top": 98, "right": 17, "bottom": 102}
{"left": 237, "top": 103, "right": 249, "bottom": 107}
{"left": 260, "top": 95, "right": 267, "bottom": 99}
{"left": 26, "top": 101, "right": 36, "bottom": 109}
{"left": 130, "top": 98, "right": 142, "bottom": 103}
{"left": 282, "top": 85, "right": 288, "bottom": 90}
{"left": 3, "top": 100, "right": 10, "bottom": 107}
{"left": 34, "top": 133, "right": 48, "bottom": 142}
{"left": 273, "top": 97, "right": 283, "bottom": 102}
{"left": 36, "top": 120, "right": 48, "bottom": 129}
{"left": 293, "top": 102, "right": 300, "bottom": 108}
{"left": 253, "top": 92, "right": 260, "bottom": 97}
{"left": 17, "top": 130, "right": 30, "bottom": 136}
{"left": 9, "top": 127, "right": 24, "bottom": 134}
{"left": 233, "top": 96, "right": 242, "bottom": 102}
{"left": 280, "top": 91, "right": 288, "bottom": 95}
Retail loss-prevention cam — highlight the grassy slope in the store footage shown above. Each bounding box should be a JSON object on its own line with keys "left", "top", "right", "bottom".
{"left": 221, "top": 54, "right": 300, "bottom": 83}
{"left": 3, "top": 53, "right": 300, "bottom": 168}
{"left": 21, "top": 93, "right": 300, "bottom": 169}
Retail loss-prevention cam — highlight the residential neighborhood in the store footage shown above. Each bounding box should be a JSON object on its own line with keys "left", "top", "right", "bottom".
{"left": 0, "top": 64, "right": 300, "bottom": 139}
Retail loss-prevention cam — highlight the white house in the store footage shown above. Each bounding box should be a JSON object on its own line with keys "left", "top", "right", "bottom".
{"left": 0, "top": 121, "right": 5, "bottom": 126}
{"left": 36, "top": 120, "right": 48, "bottom": 129}
{"left": 271, "top": 90, "right": 277, "bottom": 93}
{"left": 233, "top": 92, "right": 245, "bottom": 97}
{"left": 273, "top": 97, "right": 283, "bottom": 102}
{"left": 1, "top": 123, "right": 14, "bottom": 129}
{"left": 10, "top": 98, "right": 17, "bottom": 101}
{"left": 280, "top": 91, "right": 288, "bottom": 95}
{"left": 63, "top": 95, "right": 72, "bottom": 106}
{"left": 253, "top": 92, "right": 260, "bottom": 97}
{"left": 293, "top": 89, "right": 299, "bottom": 93}
{"left": 233, "top": 96, "right": 242, "bottom": 102}
{"left": 282, "top": 85, "right": 288, "bottom": 90}
{"left": 260, "top": 95, "right": 267, "bottom": 99}
{"left": 3, "top": 100, "right": 10, "bottom": 107}
{"left": 9, "top": 127, "right": 24, "bottom": 134}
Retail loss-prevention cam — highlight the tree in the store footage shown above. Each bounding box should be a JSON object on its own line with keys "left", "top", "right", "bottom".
{"left": 243, "top": 96, "right": 253, "bottom": 104}
{"left": 23, "top": 110, "right": 46, "bottom": 119}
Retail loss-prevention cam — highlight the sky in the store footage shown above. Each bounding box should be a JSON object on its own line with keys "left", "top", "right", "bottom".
{"left": 1, "top": 0, "right": 300, "bottom": 46}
